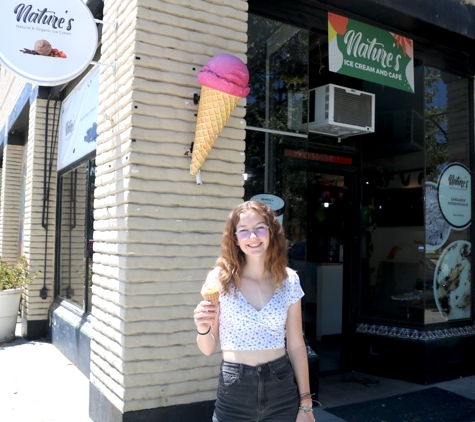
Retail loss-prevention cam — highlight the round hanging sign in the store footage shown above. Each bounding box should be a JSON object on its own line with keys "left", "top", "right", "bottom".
{"left": 437, "top": 163, "right": 471, "bottom": 230}
{"left": 0, "top": 0, "right": 98, "bottom": 86}
{"left": 251, "top": 194, "right": 286, "bottom": 225}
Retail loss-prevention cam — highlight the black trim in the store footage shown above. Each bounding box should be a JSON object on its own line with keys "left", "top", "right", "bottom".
{"left": 54, "top": 158, "right": 96, "bottom": 311}
{"left": 86, "top": 0, "right": 104, "bottom": 20}
{"left": 21, "top": 318, "right": 48, "bottom": 340}
{"left": 57, "top": 150, "right": 96, "bottom": 177}
{"left": 89, "top": 383, "right": 215, "bottom": 422}
{"left": 470, "top": 78, "right": 475, "bottom": 324}
{"left": 53, "top": 296, "right": 91, "bottom": 317}
{"left": 249, "top": 0, "right": 475, "bottom": 75}
{"left": 54, "top": 174, "right": 63, "bottom": 298}
{"left": 354, "top": 332, "right": 475, "bottom": 384}
{"left": 313, "top": 0, "right": 475, "bottom": 44}
{"left": 7, "top": 134, "right": 24, "bottom": 146}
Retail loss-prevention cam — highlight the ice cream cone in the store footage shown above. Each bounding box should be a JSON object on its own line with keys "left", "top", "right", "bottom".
{"left": 202, "top": 290, "right": 220, "bottom": 307}
{"left": 201, "top": 283, "right": 220, "bottom": 326}
{"left": 190, "top": 85, "right": 240, "bottom": 175}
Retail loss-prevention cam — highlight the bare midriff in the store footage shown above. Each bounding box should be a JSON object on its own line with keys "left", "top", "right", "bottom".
{"left": 222, "top": 348, "right": 286, "bottom": 367}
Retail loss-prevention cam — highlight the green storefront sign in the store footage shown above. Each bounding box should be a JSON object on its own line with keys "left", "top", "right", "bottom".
{"left": 328, "top": 12, "right": 414, "bottom": 93}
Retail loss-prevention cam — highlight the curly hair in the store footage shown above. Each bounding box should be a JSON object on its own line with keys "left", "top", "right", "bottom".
{"left": 215, "top": 201, "right": 288, "bottom": 295}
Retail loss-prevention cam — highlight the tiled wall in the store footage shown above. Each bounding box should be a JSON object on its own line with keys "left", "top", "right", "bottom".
{"left": 0, "top": 70, "right": 57, "bottom": 328}
{"left": 0, "top": 144, "right": 23, "bottom": 261}
{"left": 22, "top": 98, "right": 57, "bottom": 321}
{"left": 91, "top": 0, "right": 248, "bottom": 413}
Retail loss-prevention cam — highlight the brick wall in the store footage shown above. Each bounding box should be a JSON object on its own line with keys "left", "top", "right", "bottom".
{"left": 91, "top": 0, "right": 248, "bottom": 414}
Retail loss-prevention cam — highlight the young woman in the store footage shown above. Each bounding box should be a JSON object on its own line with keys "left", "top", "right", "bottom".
{"left": 193, "top": 201, "right": 314, "bottom": 422}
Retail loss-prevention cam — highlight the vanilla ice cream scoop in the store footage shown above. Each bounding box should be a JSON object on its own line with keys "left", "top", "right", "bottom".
{"left": 34, "top": 40, "right": 52, "bottom": 56}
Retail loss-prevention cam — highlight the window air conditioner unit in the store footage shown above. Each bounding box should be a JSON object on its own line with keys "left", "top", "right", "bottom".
{"left": 306, "top": 84, "right": 375, "bottom": 138}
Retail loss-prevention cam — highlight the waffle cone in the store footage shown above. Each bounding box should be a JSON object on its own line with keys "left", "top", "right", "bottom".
{"left": 201, "top": 284, "right": 220, "bottom": 327}
{"left": 190, "top": 85, "right": 240, "bottom": 175}
{"left": 202, "top": 290, "right": 220, "bottom": 307}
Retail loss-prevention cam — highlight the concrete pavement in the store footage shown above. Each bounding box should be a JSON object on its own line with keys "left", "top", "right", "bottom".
{"left": 314, "top": 370, "right": 475, "bottom": 421}
{"left": 0, "top": 323, "right": 92, "bottom": 422}
{"left": 2, "top": 321, "right": 475, "bottom": 422}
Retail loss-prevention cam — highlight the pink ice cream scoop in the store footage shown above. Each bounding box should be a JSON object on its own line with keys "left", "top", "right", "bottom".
{"left": 197, "top": 54, "right": 250, "bottom": 98}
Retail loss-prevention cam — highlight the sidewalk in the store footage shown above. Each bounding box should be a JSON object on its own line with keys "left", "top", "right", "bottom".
{"left": 2, "top": 323, "right": 475, "bottom": 422}
{"left": 315, "top": 370, "right": 475, "bottom": 421}
{"left": 0, "top": 323, "right": 92, "bottom": 422}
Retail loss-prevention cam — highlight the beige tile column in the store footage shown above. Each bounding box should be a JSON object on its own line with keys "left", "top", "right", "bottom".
{"left": 0, "top": 144, "right": 23, "bottom": 262}
{"left": 90, "top": 0, "right": 248, "bottom": 420}
{"left": 21, "top": 97, "right": 58, "bottom": 339}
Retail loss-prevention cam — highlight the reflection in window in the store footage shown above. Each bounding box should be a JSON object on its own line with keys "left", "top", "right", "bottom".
{"left": 244, "top": 130, "right": 308, "bottom": 247}
{"left": 425, "top": 68, "right": 471, "bottom": 324}
{"left": 360, "top": 66, "right": 471, "bottom": 326}
{"left": 247, "top": 14, "right": 308, "bottom": 133}
{"left": 57, "top": 159, "right": 95, "bottom": 311}
{"left": 245, "top": 14, "right": 309, "bottom": 248}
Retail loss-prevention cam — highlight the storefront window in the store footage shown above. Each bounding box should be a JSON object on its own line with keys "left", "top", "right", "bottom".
{"left": 425, "top": 68, "right": 471, "bottom": 324}
{"left": 247, "top": 12, "right": 473, "bottom": 336}
{"left": 361, "top": 66, "right": 471, "bottom": 326}
{"left": 247, "top": 14, "right": 308, "bottom": 134}
{"left": 56, "top": 159, "right": 95, "bottom": 311}
{"left": 246, "top": 14, "right": 320, "bottom": 345}
{"left": 244, "top": 130, "right": 308, "bottom": 242}
{"left": 245, "top": 14, "right": 309, "bottom": 230}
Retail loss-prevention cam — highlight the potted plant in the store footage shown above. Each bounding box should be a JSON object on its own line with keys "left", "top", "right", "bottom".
{"left": 0, "top": 256, "right": 38, "bottom": 343}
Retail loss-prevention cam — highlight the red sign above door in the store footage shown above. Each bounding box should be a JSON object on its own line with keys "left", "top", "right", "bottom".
{"left": 285, "top": 149, "right": 352, "bottom": 165}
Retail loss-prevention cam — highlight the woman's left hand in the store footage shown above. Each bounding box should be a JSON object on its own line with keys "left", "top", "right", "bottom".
{"left": 296, "top": 407, "right": 315, "bottom": 422}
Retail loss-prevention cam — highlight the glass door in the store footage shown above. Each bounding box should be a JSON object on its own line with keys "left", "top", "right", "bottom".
{"left": 297, "top": 164, "right": 357, "bottom": 374}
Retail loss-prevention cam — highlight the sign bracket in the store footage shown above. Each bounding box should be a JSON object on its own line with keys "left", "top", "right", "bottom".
{"left": 95, "top": 19, "right": 118, "bottom": 30}
{"left": 91, "top": 61, "right": 117, "bottom": 72}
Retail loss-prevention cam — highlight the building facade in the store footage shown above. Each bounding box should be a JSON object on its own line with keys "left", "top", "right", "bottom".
{"left": 1, "top": 0, "right": 475, "bottom": 421}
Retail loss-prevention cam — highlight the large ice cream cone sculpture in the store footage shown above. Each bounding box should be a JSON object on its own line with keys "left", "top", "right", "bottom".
{"left": 191, "top": 54, "right": 250, "bottom": 179}
{"left": 191, "top": 86, "right": 240, "bottom": 176}
{"left": 201, "top": 283, "right": 220, "bottom": 326}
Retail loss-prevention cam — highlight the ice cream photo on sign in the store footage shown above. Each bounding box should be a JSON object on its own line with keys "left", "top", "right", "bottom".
{"left": 20, "top": 39, "right": 67, "bottom": 58}
{"left": 190, "top": 54, "right": 250, "bottom": 184}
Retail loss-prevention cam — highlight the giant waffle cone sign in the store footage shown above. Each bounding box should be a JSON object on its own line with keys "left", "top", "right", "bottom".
{"left": 190, "top": 54, "right": 250, "bottom": 183}
{"left": 0, "top": 0, "right": 98, "bottom": 86}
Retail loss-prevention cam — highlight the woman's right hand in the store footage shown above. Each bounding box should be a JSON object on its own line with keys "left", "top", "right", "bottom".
{"left": 194, "top": 300, "right": 218, "bottom": 331}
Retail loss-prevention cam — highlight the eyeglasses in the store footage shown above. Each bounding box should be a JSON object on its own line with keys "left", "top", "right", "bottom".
{"left": 235, "top": 225, "right": 269, "bottom": 240}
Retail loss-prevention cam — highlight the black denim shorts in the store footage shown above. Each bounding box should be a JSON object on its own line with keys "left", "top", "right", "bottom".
{"left": 212, "top": 354, "right": 299, "bottom": 422}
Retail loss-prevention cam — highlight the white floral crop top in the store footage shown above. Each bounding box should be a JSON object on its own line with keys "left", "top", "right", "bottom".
{"left": 203, "top": 267, "right": 304, "bottom": 350}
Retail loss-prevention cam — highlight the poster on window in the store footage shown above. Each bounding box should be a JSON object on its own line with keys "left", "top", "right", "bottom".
{"left": 58, "top": 65, "right": 99, "bottom": 171}
{"left": 328, "top": 12, "right": 414, "bottom": 93}
{"left": 434, "top": 240, "right": 471, "bottom": 321}
{"left": 437, "top": 163, "right": 471, "bottom": 230}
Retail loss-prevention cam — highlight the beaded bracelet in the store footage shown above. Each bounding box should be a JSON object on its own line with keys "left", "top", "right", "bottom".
{"left": 197, "top": 326, "right": 211, "bottom": 335}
